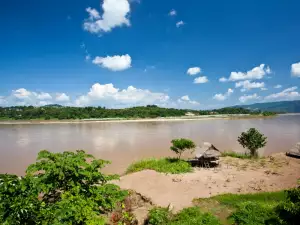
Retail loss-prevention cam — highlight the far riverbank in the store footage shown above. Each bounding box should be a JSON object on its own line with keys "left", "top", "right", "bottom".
{"left": 0, "top": 114, "right": 276, "bottom": 125}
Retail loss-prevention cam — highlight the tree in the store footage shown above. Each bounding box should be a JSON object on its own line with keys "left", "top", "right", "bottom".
{"left": 237, "top": 128, "right": 267, "bottom": 157}
{"left": 170, "top": 138, "right": 196, "bottom": 159}
{"left": 0, "top": 150, "right": 128, "bottom": 225}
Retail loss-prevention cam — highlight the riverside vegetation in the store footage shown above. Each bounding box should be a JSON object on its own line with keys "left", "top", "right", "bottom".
{"left": 1, "top": 129, "right": 299, "bottom": 224}
{"left": 0, "top": 105, "right": 276, "bottom": 120}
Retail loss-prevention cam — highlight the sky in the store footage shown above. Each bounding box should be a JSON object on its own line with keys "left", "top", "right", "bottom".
{"left": 0, "top": 0, "right": 300, "bottom": 109}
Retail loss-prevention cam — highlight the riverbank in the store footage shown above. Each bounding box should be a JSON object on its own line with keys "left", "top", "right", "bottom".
{"left": 115, "top": 153, "right": 300, "bottom": 211}
{"left": 0, "top": 114, "right": 275, "bottom": 125}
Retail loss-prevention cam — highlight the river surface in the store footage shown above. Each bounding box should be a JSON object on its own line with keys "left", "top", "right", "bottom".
{"left": 0, "top": 115, "right": 299, "bottom": 175}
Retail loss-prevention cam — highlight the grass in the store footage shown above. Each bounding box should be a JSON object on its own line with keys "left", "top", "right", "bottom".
{"left": 125, "top": 158, "right": 193, "bottom": 174}
{"left": 221, "top": 151, "right": 252, "bottom": 159}
{"left": 147, "top": 207, "right": 221, "bottom": 225}
{"left": 193, "top": 191, "right": 286, "bottom": 224}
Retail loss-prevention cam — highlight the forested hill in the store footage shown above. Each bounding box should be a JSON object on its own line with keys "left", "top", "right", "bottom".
{"left": 235, "top": 100, "right": 300, "bottom": 113}
{"left": 0, "top": 105, "right": 254, "bottom": 120}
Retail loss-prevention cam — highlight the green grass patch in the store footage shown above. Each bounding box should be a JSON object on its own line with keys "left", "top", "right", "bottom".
{"left": 126, "top": 158, "right": 192, "bottom": 174}
{"left": 147, "top": 207, "right": 221, "bottom": 225}
{"left": 193, "top": 191, "right": 285, "bottom": 224}
{"left": 221, "top": 151, "right": 252, "bottom": 159}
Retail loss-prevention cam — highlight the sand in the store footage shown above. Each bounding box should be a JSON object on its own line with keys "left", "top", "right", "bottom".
{"left": 115, "top": 153, "right": 300, "bottom": 211}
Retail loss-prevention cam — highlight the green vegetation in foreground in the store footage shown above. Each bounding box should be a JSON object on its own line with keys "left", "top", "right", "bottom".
{"left": 126, "top": 158, "right": 192, "bottom": 174}
{"left": 0, "top": 150, "right": 131, "bottom": 225}
{"left": 193, "top": 190, "right": 300, "bottom": 225}
{"left": 0, "top": 105, "right": 276, "bottom": 120}
{"left": 147, "top": 206, "right": 221, "bottom": 225}
{"left": 221, "top": 151, "right": 253, "bottom": 159}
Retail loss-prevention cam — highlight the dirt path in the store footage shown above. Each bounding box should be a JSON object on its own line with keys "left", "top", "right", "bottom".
{"left": 116, "top": 153, "right": 300, "bottom": 211}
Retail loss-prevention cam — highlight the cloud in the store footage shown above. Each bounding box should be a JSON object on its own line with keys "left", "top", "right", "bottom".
{"left": 92, "top": 54, "right": 132, "bottom": 71}
{"left": 187, "top": 67, "right": 201, "bottom": 76}
{"left": 235, "top": 80, "right": 265, "bottom": 91}
{"left": 75, "top": 83, "right": 170, "bottom": 108}
{"left": 227, "top": 64, "right": 271, "bottom": 81}
{"left": 176, "top": 21, "right": 185, "bottom": 27}
{"left": 274, "top": 84, "right": 282, "bottom": 89}
{"left": 7, "top": 88, "right": 53, "bottom": 106}
{"left": 36, "top": 92, "right": 52, "bottom": 100}
{"left": 213, "top": 88, "right": 234, "bottom": 101}
{"left": 194, "top": 76, "right": 209, "bottom": 84}
{"left": 56, "top": 93, "right": 70, "bottom": 102}
{"left": 178, "top": 95, "right": 199, "bottom": 105}
{"left": 261, "top": 88, "right": 268, "bottom": 91}
{"left": 169, "top": 9, "right": 177, "bottom": 16}
{"left": 219, "top": 77, "right": 228, "bottom": 82}
{"left": 239, "top": 93, "right": 260, "bottom": 103}
{"left": 265, "top": 86, "right": 300, "bottom": 101}
{"left": 291, "top": 62, "right": 300, "bottom": 77}
{"left": 83, "top": 0, "right": 131, "bottom": 34}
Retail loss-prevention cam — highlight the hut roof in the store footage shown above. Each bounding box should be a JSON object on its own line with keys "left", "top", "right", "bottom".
{"left": 195, "top": 142, "right": 221, "bottom": 159}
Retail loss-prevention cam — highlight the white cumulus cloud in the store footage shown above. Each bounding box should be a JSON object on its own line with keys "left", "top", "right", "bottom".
{"left": 227, "top": 64, "right": 271, "bottom": 81}
{"left": 56, "top": 93, "right": 70, "bottom": 102}
{"left": 169, "top": 9, "right": 177, "bottom": 16}
{"left": 235, "top": 80, "right": 265, "bottom": 91}
{"left": 194, "top": 76, "right": 209, "bottom": 84}
{"left": 187, "top": 67, "right": 201, "bottom": 76}
{"left": 36, "top": 92, "right": 52, "bottom": 100}
{"left": 291, "top": 62, "right": 300, "bottom": 77}
{"left": 83, "top": 0, "right": 131, "bottom": 34}
{"left": 265, "top": 87, "right": 300, "bottom": 101}
{"left": 75, "top": 83, "right": 170, "bottom": 108}
{"left": 176, "top": 21, "right": 185, "bottom": 27}
{"left": 239, "top": 93, "right": 260, "bottom": 103}
{"left": 274, "top": 84, "right": 282, "bottom": 89}
{"left": 219, "top": 77, "right": 228, "bottom": 82}
{"left": 213, "top": 88, "right": 234, "bottom": 101}
{"left": 92, "top": 54, "right": 132, "bottom": 71}
{"left": 178, "top": 95, "right": 199, "bottom": 105}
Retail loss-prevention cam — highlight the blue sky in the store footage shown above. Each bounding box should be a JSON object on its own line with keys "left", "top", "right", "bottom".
{"left": 0, "top": 0, "right": 300, "bottom": 109}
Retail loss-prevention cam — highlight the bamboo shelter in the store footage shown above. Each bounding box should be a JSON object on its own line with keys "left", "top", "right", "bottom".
{"left": 191, "top": 142, "right": 221, "bottom": 168}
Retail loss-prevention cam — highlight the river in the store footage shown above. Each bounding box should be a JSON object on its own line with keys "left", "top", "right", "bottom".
{"left": 0, "top": 114, "right": 299, "bottom": 175}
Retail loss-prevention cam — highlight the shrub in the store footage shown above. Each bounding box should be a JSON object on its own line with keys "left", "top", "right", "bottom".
{"left": 147, "top": 207, "right": 221, "bottom": 225}
{"left": 0, "top": 150, "right": 128, "bottom": 225}
{"left": 221, "top": 151, "right": 252, "bottom": 159}
{"left": 148, "top": 207, "right": 172, "bottom": 225}
{"left": 229, "top": 202, "right": 278, "bottom": 225}
{"left": 275, "top": 188, "right": 300, "bottom": 225}
{"left": 238, "top": 128, "right": 267, "bottom": 157}
{"left": 170, "top": 138, "right": 196, "bottom": 159}
{"left": 126, "top": 158, "right": 192, "bottom": 174}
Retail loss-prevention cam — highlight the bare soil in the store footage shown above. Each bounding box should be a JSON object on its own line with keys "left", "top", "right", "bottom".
{"left": 115, "top": 153, "right": 300, "bottom": 212}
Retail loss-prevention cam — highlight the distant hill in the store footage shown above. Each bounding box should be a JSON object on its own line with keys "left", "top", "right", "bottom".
{"left": 235, "top": 100, "right": 300, "bottom": 113}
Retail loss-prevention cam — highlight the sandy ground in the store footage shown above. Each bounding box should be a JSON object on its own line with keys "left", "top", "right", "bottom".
{"left": 115, "top": 153, "right": 300, "bottom": 211}
{"left": 0, "top": 114, "right": 259, "bottom": 125}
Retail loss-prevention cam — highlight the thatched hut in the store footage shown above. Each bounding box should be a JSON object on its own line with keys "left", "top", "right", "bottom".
{"left": 191, "top": 142, "right": 221, "bottom": 167}
{"left": 286, "top": 142, "right": 300, "bottom": 158}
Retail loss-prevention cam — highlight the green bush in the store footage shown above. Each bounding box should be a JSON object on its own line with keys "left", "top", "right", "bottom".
{"left": 126, "top": 158, "right": 192, "bottom": 174}
{"left": 229, "top": 202, "right": 278, "bottom": 225}
{"left": 148, "top": 207, "right": 172, "bottom": 225}
{"left": 0, "top": 150, "right": 128, "bottom": 225}
{"left": 275, "top": 188, "right": 300, "bottom": 225}
{"left": 170, "top": 138, "right": 196, "bottom": 159}
{"left": 147, "top": 207, "right": 221, "bottom": 225}
{"left": 238, "top": 128, "right": 267, "bottom": 157}
{"left": 170, "top": 207, "right": 221, "bottom": 225}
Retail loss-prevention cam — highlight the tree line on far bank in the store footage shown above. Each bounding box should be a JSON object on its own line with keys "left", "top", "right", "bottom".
{"left": 0, "top": 105, "right": 276, "bottom": 120}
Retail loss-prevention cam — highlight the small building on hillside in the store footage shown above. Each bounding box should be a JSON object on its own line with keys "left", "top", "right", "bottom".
{"left": 185, "top": 112, "right": 195, "bottom": 116}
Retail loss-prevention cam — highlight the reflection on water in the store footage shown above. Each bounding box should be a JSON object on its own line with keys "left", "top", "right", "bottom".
{"left": 0, "top": 115, "right": 300, "bottom": 175}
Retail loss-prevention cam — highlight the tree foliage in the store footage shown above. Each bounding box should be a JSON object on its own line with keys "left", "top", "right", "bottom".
{"left": 0, "top": 150, "right": 127, "bottom": 225}
{"left": 0, "top": 105, "right": 257, "bottom": 120}
{"left": 237, "top": 128, "right": 267, "bottom": 157}
{"left": 170, "top": 138, "right": 196, "bottom": 159}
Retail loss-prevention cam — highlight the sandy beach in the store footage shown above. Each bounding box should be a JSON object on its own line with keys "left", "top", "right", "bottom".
{"left": 115, "top": 153, "right": 300, "bottom": 211}
{"left": 0, "top": 114, "right": 267, "bottom": 125}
